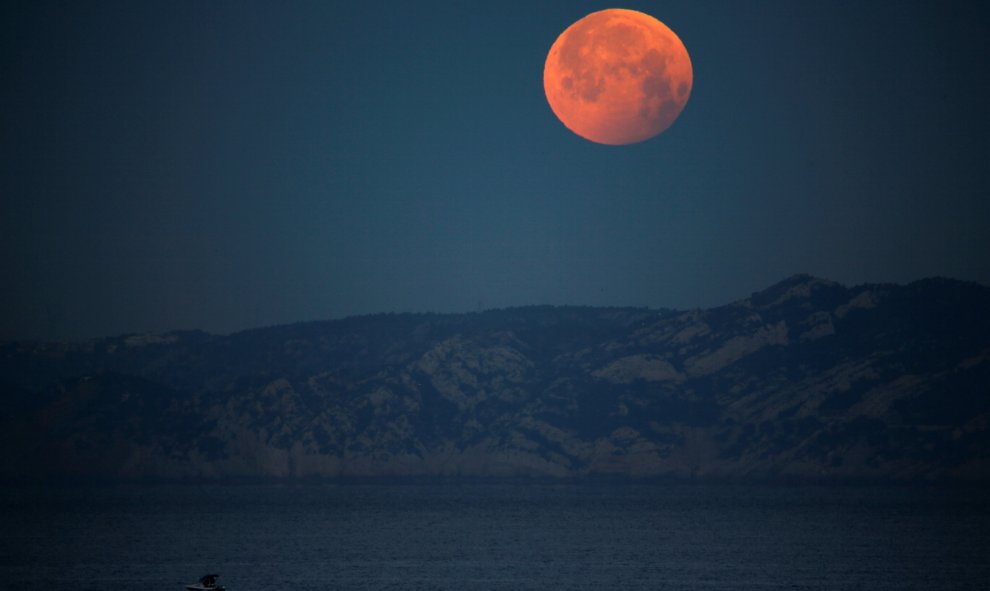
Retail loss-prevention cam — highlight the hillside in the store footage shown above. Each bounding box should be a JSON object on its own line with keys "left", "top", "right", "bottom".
{"left": 2, "top": 275, "right": 989, "bottom": 482}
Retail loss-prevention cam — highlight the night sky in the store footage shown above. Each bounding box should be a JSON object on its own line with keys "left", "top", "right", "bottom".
{"left": 3, "top": 1, "right": 988, "bottom": 341}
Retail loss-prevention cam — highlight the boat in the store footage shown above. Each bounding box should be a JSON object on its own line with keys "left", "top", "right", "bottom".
{"left": 186, "top": 574, "right": 225, "bottom": 591}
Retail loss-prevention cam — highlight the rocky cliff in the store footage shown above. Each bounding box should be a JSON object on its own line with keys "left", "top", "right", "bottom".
{"left": 3, "top": 275, "right": 989, "bottom": 482}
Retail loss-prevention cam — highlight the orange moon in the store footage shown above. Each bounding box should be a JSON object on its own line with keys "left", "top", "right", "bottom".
{"left": 544, "top": 9, "right": 693, "bottom": 145}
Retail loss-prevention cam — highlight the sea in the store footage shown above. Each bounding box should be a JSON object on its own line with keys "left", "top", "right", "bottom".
{"left": 1, "top": 483, "right": 987, "bottom": 590}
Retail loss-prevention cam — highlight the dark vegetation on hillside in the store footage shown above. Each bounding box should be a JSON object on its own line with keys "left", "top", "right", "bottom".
{"left": 3, "top": 276, "right": 989, "bottom": 482}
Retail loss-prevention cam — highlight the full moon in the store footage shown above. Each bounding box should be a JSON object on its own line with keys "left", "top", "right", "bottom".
{"left": 544, "top": 9, "right": 693, "bottom": 145}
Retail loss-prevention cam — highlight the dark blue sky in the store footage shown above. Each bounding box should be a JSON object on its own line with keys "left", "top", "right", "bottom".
{"left": 3, "top": 1, "right": 988, "bottom": 340}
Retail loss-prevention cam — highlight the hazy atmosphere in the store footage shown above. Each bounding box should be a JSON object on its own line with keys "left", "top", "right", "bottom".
{"left": 4, "top": 4, "right": 990, "bottom": 589}
{"left": 3, "top": 0, "right": 988, "bottom": 340}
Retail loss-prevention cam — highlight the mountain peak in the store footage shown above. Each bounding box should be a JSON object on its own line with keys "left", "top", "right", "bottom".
{"left": 3, "top": 276, "right": 989, "bottom": 483}
{"left": 748, "top": 274, "right": 840, "bottom": 308}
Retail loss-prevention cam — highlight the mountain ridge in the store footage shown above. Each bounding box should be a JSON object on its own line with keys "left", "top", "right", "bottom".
{"left": 3, "top": 275, "right": 989, "bottom": 483}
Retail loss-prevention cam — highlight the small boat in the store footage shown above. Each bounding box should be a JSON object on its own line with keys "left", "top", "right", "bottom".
{"left": 186, "top": 574, "right": 225, "bottom": 591}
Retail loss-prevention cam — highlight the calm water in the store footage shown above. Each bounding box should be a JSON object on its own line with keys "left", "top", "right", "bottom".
{"left": 1, "top": 483, "right": 988, "bottom": 590}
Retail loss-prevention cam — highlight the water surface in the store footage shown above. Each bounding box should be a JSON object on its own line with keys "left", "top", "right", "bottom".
{"left": 1, "top": 484, "right": 987, "bottom": 590}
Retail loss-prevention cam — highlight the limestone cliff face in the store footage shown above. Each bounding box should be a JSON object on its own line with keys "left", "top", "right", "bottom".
{"left": 3, "top": 275, "right": 989, "bottom": 482}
